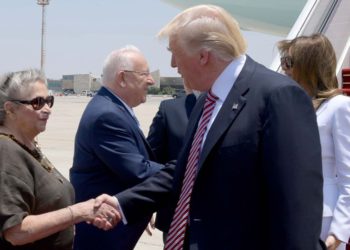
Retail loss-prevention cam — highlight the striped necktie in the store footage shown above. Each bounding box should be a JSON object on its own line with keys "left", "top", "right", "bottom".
{"left": 164, "top": 90, "right": 218, "bottom": 250}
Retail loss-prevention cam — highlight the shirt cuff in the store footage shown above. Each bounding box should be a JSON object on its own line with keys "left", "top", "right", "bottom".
{"left": 114, "top": 196, "right": 127, "bottom": 224}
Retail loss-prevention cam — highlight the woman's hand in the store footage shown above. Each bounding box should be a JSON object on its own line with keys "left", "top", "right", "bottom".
{"left": 325, "top": 234, "right": 341, "bottom": 250}
{"left": 71, "top": 199, "right": 120, "bottom": 230}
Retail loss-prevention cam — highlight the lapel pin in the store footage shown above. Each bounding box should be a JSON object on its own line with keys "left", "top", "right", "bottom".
{"left": 232, "top": 103, "right": 239, "bottom": 110}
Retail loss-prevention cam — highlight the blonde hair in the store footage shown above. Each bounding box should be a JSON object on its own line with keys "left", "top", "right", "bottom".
{"left": 157, "top": 4, "right": 247, "bottom": 62}
{"left": 278, "top": 34, "right": 341, "bottom": 109}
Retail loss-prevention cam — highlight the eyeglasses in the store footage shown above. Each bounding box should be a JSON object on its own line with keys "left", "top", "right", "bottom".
{"left": 280, "top": 56, "right": 294, "bottom": 69}
{"left": 123, "top": 70, "right": 151, "bottom": 77}
{"left": 11, "top": 96, "right": 54, "bottom": 110}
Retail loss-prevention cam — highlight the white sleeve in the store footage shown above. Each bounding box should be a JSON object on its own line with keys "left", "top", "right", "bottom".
{"left": 329, "top": 98, "right": 350, "bottom": 243}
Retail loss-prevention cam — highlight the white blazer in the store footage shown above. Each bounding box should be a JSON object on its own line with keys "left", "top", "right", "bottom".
{"left": 317, "top": 94, "right": 350, "bottom": 243}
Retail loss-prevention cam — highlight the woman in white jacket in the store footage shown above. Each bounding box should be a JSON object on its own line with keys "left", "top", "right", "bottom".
{"left": 278, "top": 33, "right": 350, "bottom": 250}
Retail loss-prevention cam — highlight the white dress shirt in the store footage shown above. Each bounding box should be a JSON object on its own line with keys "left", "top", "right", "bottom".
{"left": 201, "top": 55, "right": 246, "bottom": 146}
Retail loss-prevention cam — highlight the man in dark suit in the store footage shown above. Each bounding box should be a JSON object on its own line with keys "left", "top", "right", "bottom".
{"left": 70, "top": 45, "right": 163, "bottom": 250}
{"left": 147, "top": 85, "right": 197, "bottom": 235}
{"left": 95, "top": 5, "right": 326, "bottom": 250}
{"left": 147, "top": 90, "right": 197, "bottom": 164}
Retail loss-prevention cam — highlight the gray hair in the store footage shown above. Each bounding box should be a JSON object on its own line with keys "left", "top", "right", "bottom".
{"left": 0, "top": 69, "right": 46, "bottom": 125}
{"left": 102, "top": 45, "right": 141, "bottom": 86}
{"left": 157, "top": 4, "right": 247, "bottom": 62}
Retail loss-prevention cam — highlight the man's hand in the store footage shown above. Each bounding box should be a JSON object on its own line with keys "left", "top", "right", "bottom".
{"left": 92, "top": 194, "right": 121, "bottom": 230}
{"left": 94, "top": 194, "right": 118, "bottom": 208}
{"left": 145, "top": 214, "right": 155, "bottom": 236}
{"left": 71, "top": 198, "right": 120, "bottom": 231}
{"left": 92, "top": 202, "right": 121, "bottom": 230}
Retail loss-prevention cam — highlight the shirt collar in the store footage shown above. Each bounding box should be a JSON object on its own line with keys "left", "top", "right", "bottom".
{"left": 103, "top": 86, "right": 137, "bottom": 118}
{"left": 211, "top": 54, "right": 246, "bottom": 102}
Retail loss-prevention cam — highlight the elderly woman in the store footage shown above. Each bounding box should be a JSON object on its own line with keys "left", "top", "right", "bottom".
{"left": 278, "top": 34, "right": 350, "bottom": 250}
{"left": 0, "top": 69, "right": 118, "bottom": 250}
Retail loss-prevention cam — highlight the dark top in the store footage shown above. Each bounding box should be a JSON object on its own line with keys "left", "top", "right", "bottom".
{"left": 147, "top": 93, "right": 196, "bottom": 164}
{"left": 0, "top": 135, "right": 75, "bottom": 250}
{"left": 147, "top": 93, "right": 196, "bottom": 232}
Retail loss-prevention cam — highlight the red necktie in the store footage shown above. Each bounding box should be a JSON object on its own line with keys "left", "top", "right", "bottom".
{"left": 164, "top": 90, "right": 218, "bottom": 250}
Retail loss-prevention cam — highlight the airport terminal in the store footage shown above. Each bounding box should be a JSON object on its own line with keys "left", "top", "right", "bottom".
{"left": 1, "top": 0, "right": 350, "bottom": 249}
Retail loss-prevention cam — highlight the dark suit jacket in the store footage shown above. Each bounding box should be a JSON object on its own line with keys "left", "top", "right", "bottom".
{"left": 147, "top": 93, "right": 196, "bottom": 164}
{"left": 70, "top": 87, "right": 162, "bottom": 250}
{"left": 147, "top": 94, "right": 196, "bottom": 232}
{"left": 116, "top": 56, "right": 325, "bottom": 250}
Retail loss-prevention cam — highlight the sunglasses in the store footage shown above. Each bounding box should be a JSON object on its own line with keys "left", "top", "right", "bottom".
{"left": 11, "top": 96, "right": 54, "bottom": 110}
{"left": 280, "top": 56, "right": 294, "bottom": 69}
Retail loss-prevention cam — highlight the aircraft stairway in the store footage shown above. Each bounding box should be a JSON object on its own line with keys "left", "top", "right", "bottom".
{"left": 271, "top": 0, "right": 350, "bottom": 86}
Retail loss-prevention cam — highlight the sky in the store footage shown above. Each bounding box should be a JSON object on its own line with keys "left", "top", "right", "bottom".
{"left": 0, "top": 0, "right": 283, "bottom": 79}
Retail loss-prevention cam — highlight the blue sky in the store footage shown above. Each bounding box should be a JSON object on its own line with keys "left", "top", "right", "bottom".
{"left": 0, "top": 0, "right": 282, "bottom": 79}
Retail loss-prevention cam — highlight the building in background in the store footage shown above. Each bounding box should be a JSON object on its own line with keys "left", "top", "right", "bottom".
{"left": 151, "top": 70, "right": 161, "bottom": 88}
{"left": 47, "top": 70, "right": 185, "bottom": 95}
{"left": 160, "top": 77, "right": 184, "bottom": 90}
{"left": 47, "top": 78, "right": 63, "bottom": 92}
{"left": 59, "top": 73, "right": 102, "bottom": 94}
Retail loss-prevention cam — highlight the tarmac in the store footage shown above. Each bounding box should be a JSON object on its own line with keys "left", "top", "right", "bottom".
{"left": 38, "top": 95, "right": 169, "bottom": 250}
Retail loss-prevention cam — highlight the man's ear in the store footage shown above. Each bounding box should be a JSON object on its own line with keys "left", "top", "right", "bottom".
{"left": 4, "top": 101, "right": 14, "bottom": 113}
{"left": 199, "top": 49, "right": 209, "bottom": 65}
{"left": 116, "top": 71, "right": 126, "bottom": 88}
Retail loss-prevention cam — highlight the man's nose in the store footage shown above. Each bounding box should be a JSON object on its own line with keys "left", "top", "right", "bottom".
{"left": 171, "top": 54, "right": 177, "bottom": 68}
{"left": 147, "top": 75, "right": 155, "bottom": 85}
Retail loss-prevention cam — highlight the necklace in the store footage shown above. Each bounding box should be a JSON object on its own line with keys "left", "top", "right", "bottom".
{"left": 0, "top": 132, "right": 54, "bottom": 172}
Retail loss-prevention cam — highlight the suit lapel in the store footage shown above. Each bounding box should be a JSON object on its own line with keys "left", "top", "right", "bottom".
{"left": 99, "top": 87, "right": 156, "bottom": 160}
{"left": 140, "top": 131, "right": 157, "bottom": 160}
{"left": 123, "top": 111, "right": 156, "bottom": 160}
{"left": 185, "top": 93, "right": 197, "bottom": 118}
{"left": 175, "top": 95, "right": 206, "bottom": 179}
{"left": 121, "top": 107, "right": 157, "bottom": 160}
{"left": 197, "top": 57, "right": 255, "bottom": 170}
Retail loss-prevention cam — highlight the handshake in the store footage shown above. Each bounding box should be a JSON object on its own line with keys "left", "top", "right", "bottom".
{"left": 91, "top": 194, "right": 122, "bottom": 230}
{"left": 70, "top": 194, "right": 122, "bottom": 230}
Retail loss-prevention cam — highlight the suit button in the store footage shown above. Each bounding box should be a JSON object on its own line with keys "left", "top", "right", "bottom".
{"left": 192, "top": 218, "right": 202, "bottom": 222}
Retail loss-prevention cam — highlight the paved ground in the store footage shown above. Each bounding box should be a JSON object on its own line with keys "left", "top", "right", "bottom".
{"left": 38, "top": 95, "right": 170, "bottom": 250}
